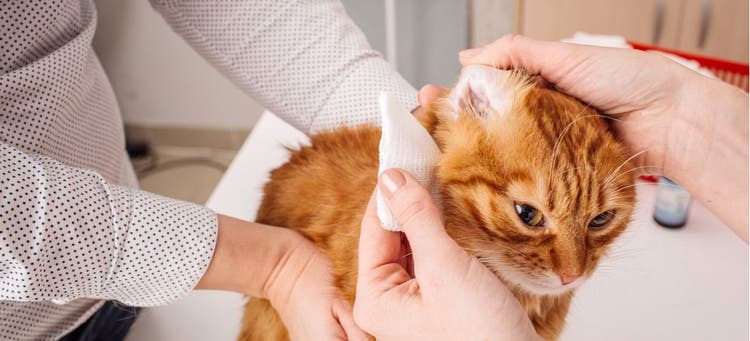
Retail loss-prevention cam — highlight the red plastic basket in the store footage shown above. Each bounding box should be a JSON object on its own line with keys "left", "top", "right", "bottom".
{"left": 629, "top": 41, "right": 749, "bottom": 92}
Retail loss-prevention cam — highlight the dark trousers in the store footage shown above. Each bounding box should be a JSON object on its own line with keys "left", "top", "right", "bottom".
{"left": 59, "top": 301, "right": 140, "bottom": 341}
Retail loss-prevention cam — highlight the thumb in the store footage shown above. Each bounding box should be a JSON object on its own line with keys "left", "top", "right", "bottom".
{"left": 417, "top": 84, "right": 447, "bottom": 107}
{"left": 378, "top": 168, "right": 463, "bottom": 278}
{"left": 333, "top": 299, "right": 370, "bottom": 341}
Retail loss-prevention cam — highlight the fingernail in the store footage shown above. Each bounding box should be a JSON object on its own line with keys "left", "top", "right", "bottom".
{"left": 379, "top": 169, "right": 405, "bottom": 194}
{"left": 459, "top": 47, "right": 483, "bottom": 58}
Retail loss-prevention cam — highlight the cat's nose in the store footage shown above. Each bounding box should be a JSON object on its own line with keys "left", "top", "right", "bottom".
{"left": 559, "top": 274, "right": 579, "bottom": 285}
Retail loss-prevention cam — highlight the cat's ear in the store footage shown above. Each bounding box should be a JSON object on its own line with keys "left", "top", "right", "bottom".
{"left": 447, "top": 65, "right": 531, "bottom": 123}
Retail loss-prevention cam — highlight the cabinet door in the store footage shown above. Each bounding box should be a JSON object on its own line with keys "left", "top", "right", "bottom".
{"left": 520, "top": 0, "right": 683, "bottom": 47}
{"left": 677, "top": 0, "right": 748, "bottom": 62}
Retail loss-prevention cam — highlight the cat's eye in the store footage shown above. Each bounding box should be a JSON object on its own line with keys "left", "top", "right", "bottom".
{"left": 514, "top": 202, "right": 545, "bottom": 227}
{"left": 589, "top": 210, "right": 616, "bottom": 230}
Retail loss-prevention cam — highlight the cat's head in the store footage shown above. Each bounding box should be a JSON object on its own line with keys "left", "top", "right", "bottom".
{"left": 424, "top": 65, "right": 637, "bottom": 296}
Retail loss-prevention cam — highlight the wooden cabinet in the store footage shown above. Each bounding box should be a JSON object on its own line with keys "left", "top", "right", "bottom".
{"left": 677, "top": 0, "right": 748, "bottom": 62}
{"left": 519, "top": 0, "right": 748, "bottom": 62}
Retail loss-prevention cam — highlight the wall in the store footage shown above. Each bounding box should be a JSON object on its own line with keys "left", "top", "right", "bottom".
{"left": 93, "top": 1, "right": 264, "bottom": 130}
{"left": 341, "top": 0, "right": 470, "bottom": 86}
{"left": 469, "top": 0, "right": 518, "bottom": 47}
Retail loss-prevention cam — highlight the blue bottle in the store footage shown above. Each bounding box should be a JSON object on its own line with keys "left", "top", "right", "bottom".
{"left": 653, "top": 177, "right": 692, "bottom": 228}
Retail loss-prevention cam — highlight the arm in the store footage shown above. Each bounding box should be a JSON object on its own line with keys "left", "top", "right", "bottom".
{"left": 0, "top": 142, "right": 216, "bottom": 305}
{"left": 149, "top": 0, "right": 417, "bottom": 133}
{"left": 457, "top": 35, "right": 749, "bottom": 240}
{"left": 198, "top": 216, "right": 365, "bottom": 340}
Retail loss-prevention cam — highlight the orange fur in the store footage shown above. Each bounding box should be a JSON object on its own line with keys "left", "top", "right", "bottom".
{"left": 238, "top": 81, "right": 636, "bottom": 340}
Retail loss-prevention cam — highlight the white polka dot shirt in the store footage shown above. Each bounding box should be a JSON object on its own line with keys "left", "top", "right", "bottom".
{"left": 0, "top": 0, "right": 416, "bottom": 339}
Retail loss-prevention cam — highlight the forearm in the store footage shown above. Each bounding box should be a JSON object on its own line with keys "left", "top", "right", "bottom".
{"left": 0, "top": 143, "right": 217, "bottom": 305}
{"left": 666, "top": 73, "right": 749, "bottom": 240}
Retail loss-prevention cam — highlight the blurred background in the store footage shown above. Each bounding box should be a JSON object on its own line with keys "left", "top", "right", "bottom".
{"left": 91, "top": 0, "right": 748, "bottom": 204}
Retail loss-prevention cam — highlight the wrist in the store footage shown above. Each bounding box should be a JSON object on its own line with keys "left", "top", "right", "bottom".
{"left": 262, "top": 235, "right": 319, "bottom": 313}
{"left": 666, "top": 72, "right": 740, "bottom": 175}
{"left": 665, "top": 72, "right": 748, "bottom": 181}
{"left": 664, "top": 72, "right": 748, "bottom": 236}
{"left": 195, "top": 214, "right": 300, "bottom": 298}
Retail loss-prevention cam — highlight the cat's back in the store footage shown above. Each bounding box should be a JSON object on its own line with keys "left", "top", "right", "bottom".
{"left": 255, "top": 125, "right": 380, "bottom": 246}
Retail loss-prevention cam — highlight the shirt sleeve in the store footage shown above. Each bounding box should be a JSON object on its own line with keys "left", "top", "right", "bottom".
{"left": 149, "top": 0, "right": 418, "bottom": 134}
{"left": 0, "top": 143, "right": 218, "bottom": 307}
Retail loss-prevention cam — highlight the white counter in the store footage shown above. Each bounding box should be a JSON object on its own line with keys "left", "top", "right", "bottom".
{"left": 127, "top": 112, "right": 748, "bottom": 341}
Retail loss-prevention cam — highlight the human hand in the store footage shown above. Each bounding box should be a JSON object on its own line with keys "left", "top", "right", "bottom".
{"left": 265, "top": 236, "right": 368, "bottom": 341}
{"left": 353, "top": 168, "right": 541, "bottom": 341}
{"left": 196, "top": 215, "right": 367, "bottom": 340}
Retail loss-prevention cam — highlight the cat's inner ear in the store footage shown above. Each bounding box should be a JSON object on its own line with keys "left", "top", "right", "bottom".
{"left": 448, "top": 65, "right": 529, "bottom": 123}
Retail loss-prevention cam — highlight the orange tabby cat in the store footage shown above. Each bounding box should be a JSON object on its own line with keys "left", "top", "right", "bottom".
{"left": 238, "top": 66, "right": 637, "bottom": 340}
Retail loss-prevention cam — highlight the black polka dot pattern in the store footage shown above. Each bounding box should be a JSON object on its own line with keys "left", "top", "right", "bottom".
{"left": 0, "top": 141, "right": 217, "bottom": 341}
{"left": 2, "top": 0, "right": 416, "bottom": 339}
{"left": 151, "top": 0, "right": 417, "bottom": 133}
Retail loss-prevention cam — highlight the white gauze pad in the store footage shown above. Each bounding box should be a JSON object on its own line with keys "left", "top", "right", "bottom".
{"left": 377, "top": 92, "right": 441, "bottom": 231}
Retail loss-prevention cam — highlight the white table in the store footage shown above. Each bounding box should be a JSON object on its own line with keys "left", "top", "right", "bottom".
{"left": 127, "top": 112, "right": 748, "bottom": 341}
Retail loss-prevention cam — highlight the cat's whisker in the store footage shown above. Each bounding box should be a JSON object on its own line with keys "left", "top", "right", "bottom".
{"left": 604, "top": 246, "right": 646, "bottom": 259}
{"left": 601, "top": 149, "right": 649, "bottom": 189}
{"left": 400, "top": 252, "right": 413, "bottom": 259}
{"left": 602, "top": 165, "right": 660, "bottom": 189}
{"left": 599, "top": 115, "right": 627, "bottom": 124}
{"left": 456, "top": 238, "right": 534, "bottom": 263}
{"left": 455, "top": 240, "right": 518, "bottom": 255}
{"left": 610, "top": 182, "right": 649, "bottom": 195}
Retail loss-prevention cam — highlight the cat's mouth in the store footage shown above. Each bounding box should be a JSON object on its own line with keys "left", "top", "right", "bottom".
{"left": 485, "top": 262, "right": 585, "bottom": 296}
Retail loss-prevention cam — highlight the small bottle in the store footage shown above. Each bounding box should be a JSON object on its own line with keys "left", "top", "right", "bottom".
{"left": 653, "top": 177, "right": 692, "bottom": 228}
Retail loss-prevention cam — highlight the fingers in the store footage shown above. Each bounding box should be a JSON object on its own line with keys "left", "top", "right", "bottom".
{"left": 459, "top": 34, "right": 545, "bottom": 70}
{"left": 377, "top": 168, "right": 461, "bottom": 277}
{"left": 333, "top": 300, "right": 371, "bottom": 341}
{"left": 459, "top": 34, "right": 579, "bottom": 86}
{"left": 418, "top": 84, "right": 445, "bottom": 107}
{"left": 412, "top": 85, "right": 447, "bottom": 120}
{"left": 356, "top": 188, "right": 420, "bottom": 334}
